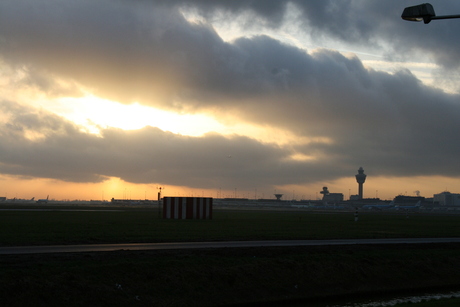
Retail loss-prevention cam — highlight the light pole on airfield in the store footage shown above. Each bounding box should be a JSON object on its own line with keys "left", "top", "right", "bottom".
{"left": 157, "top": 186, "right": 164, "bottom": 218}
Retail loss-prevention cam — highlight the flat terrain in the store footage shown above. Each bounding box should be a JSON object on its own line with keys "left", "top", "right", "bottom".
{"left": 1, "top": 203, "right": 460, "bottom": 306}
{"left": 1, "top": 204, "right": 460, "bottom": 246}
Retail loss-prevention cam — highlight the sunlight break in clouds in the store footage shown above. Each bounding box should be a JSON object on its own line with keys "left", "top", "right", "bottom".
{"left": 52, "top": 95, "right": 308, "bottom": 147}
{"left": 55, "top": 96, "right": 226, "bottom": 136}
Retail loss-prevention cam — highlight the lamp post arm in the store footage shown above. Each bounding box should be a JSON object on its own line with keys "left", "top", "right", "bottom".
{"left": 424, "top": 14, "right": 460, "bottom": 24}
{"left": 431, "top": 14, "right": 460, "bottom": 20}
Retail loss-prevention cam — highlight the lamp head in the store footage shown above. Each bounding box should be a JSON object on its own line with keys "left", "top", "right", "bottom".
{"left": 401, "top": 3, "right": 436, "bottom": 24}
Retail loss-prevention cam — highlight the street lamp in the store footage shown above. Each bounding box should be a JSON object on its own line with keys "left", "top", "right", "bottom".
{"left": 401, "top": 3, "right": 460, "bottom": 24}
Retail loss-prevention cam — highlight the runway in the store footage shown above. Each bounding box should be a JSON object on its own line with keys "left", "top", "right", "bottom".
{"left": 1, "top": 237, "right": 460, "bottom": 255}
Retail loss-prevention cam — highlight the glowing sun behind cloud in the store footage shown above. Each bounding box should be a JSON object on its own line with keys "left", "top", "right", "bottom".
{"left": 55, "top": 95, "right": 226, "bottom": 136}
{"left": 50, "top": 95, "right": 308, "bottom": 148}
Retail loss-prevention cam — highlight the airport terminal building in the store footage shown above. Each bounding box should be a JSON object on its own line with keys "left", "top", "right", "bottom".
{"left": 433, "top": 192, "right": 460, "bottom": 206}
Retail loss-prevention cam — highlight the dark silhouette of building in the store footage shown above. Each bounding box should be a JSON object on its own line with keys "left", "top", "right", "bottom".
{"left": 355, "top": 167, "right": 367, "bottom": 200}
{"left": 320, "top": 187, "right": 343, "bottom": 203}
{"left": 393, "top": 195, "right": 424, "bottom": 204}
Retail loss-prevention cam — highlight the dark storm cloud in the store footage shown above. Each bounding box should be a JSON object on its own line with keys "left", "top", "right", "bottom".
{"left": 177, "top": 0, "right": 460, "bottom": 69}
{"left": 0, "top": 0, "right": 192, "bottom": 103}
{"left": 0, "top": 100, "right": 332, "bottom": 187}
{"left": 192, "top": 0, "right": 460, "bottom": 68}
{"left": 1, "top": 0, "right": 459, "bottom": 102}
{"left": 1, "top": 0, "right": 460, "bottom": 188}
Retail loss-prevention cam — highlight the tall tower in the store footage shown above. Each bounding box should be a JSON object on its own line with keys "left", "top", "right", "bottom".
{"left": 355, "top": 167, "right": 367, "bottom": 199}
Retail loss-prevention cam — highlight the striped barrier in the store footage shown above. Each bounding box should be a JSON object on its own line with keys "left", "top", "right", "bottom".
{"left": 163, "top": 197, "right": 213, "bottom": 219}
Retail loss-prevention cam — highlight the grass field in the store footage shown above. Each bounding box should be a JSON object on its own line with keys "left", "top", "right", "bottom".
{"left": 0, "top": 205, "right": 460, "bottom": 246}
{"left": 1, "top": 204, "right": 460, "bottom": 306}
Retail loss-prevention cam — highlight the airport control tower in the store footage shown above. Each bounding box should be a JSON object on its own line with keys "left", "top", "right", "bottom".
{"left": 355, "top": 167, "right": 367, "bottom": 199}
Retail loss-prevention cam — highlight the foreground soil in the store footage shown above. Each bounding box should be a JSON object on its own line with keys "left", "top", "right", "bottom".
{"left": 1, "top": 243, "right": 460, "bottom": 306}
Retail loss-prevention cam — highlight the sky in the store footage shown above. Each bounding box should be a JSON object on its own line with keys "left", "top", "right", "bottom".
{"left": 1, "top": 0, "right": 460, "bottom": 201}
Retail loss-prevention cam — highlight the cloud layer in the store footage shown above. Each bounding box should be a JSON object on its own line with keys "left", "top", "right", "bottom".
{"left": 1, "top": 0, "right": 460, "bottom": 195}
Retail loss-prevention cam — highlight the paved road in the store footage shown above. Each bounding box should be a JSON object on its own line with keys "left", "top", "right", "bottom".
{"left": 1, "top": 238, "right": 460, "bottom": 255}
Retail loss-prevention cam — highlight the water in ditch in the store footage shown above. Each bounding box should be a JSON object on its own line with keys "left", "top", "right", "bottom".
{"left": 329, "top": 290, "right": 460, "bottom": 307}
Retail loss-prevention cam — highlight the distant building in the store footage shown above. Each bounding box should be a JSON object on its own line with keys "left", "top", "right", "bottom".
{"left": 0, "top": 197, "right": 6, "bottom": 202}
{"left": 257, "top": 198, "right": 281, "bottom": 202}
{"left": 433, "top": 192, "right": 460, "bottom": 206}
{"left": 393, "top": 195, "right": 425, "bottom": 205}
{"left": 349, "top": 195, "right": 361, "bottom": 201}
{"left": 320, "top": 187, "right": 344, "bottom": 203}
{"left": 350, "top": 197, "right": 381, "bottom": 204}
{"left": 110, "top": 198, "right": 153, "bottom": 205}
{"left": 323, "top": 193, "right": 344, "bottom": 203}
